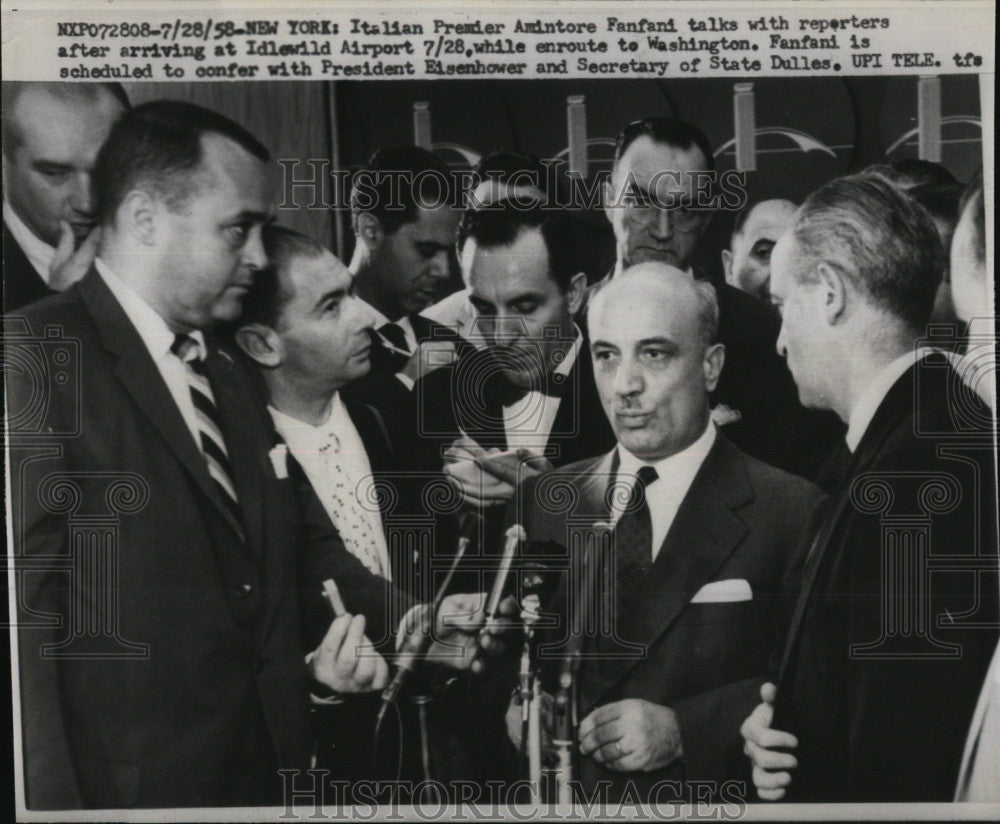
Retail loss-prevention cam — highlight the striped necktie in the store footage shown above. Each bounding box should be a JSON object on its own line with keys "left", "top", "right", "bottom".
{"left": 171, "top": 333, "right": 244, "bottom": 539}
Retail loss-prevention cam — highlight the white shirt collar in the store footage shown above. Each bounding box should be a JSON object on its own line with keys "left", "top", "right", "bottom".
{"left": 4, "top": 201, "right": 55, "bottom": 282}
{"left": 95, "top": 258, "right": 203, "bottom": 360}
{"left": 270, "top": 394, "right": 340, "bottom": 444}
{"left": 554, "top": 329, "right": 583, "bottom": 378}
{"left": 845, "top": 347, "right": 937, "bottom": 452}
{"left": 617, "top": 418, "right": 716, "bottom": 483}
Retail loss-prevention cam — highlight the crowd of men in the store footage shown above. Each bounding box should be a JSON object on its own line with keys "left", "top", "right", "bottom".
{"left": 3, "top": 81, "right": 997, "bottom": 811}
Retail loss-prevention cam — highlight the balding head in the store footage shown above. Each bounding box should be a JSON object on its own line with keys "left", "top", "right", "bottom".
{"left": 589, "top": 261, "right": 724, "bottom": 460}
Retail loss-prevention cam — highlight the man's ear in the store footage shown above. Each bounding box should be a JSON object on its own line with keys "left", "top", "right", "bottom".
{"left": 720, "top": 249, "right": 734, "bottom": 283}
{"left": 120, "top": 190, "right": 158, "bottom": 246}
{"left": 603, "top": 178, "right": 618, "bottom": 226}
{"left": 816, "top": 262, "right": 847, "bottom": 325}
{"left": 565, "top": 271, "right": 588, "bottom": 316}
{"left": 703, "top": 342, "right": 725, "bottom": 393}
{"left": 356, "top": 212, "right": 385, "bottom": 252}
{"left": 234, "top": 323, "right": 283, "bottom": 368}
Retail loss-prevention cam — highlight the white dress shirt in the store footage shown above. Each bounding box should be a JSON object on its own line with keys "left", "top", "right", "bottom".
{"left": 4, "top": 201, "right": 57, "bottom": 284}
{"left": 270, "top": 395, "right": 391, "bottom": 579}
{"left": 612, "top": 421, "right": 717, "bottom": 560}
{"left": 421, "top": 287, "right": 486, "bottom": 349}
{"left": 96, "top": 259, "right": 207, "bottom": 453}
{"left": 845, "top": 347, "right": 939, "bottom": 453}
{"left": 502, "top": 331, "right": 582, "bottom": 454}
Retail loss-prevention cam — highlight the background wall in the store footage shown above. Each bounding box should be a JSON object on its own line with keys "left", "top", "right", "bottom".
{"left": 124, "top": 74, "right": 983, "bottom": 280}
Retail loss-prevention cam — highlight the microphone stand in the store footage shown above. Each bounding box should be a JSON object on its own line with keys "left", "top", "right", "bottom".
{"left": 518, "top": 577, "right": 543, "bottom": 802}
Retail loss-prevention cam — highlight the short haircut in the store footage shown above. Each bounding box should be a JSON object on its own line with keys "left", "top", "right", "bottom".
{"left": 239, "top": 225, "right": 326, "bottom": 329}
{"left": 889, "top": 158, "right": 959, "bottom": 189}
{"left": 691, "top": 279, "right": 721, "bottom": 347}
{"left": 958, "top": 169, "right": 985, "bottom": 265}
{"left": 790, "top": 173, "right": 945, "bottom": 333}
{"left": 350, "top": 145, "right": 455, "bottom": 235}
{"left": 91, "top": 100, "right": 270, "bottom": 226}
{"left": 1, "top": 82, "right": 129, "bottom": 155}
{"left": 462, "top": 200, "right": 583, "bottom": 292}
{"left": 613, "top": 117, "right": 715, "bottom": 173}
{"left": 730, "top": 198, "right": 799, "bottom": 239}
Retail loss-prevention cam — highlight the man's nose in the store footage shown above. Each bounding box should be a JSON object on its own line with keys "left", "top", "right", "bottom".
{"left": 345, "top": 295, "right": 374, "bottom": 332}
{"left": 67, "top": 172, "right": 94, "bottom": 217}
{"left": 649, "top": 207, "right": 674, "bottom": 240}
{"left": 426, "top": 250, "right": 451, "bottom": 280}
{"left": 614, "top": 356, "right": 644, "bottom": 396}
{"left": 775, "top": 322, "right": 788, "bottom": 359}
{"left": 242, "top": 227, "right": 268, "bottom": 270}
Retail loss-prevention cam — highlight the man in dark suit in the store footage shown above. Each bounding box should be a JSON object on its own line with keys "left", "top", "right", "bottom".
{"left": 415, "top": 201, "right": 616, "bottom": 511}
{"left": 7, "top": 101, "right": 491, "bottom": 810}
{"left": 592, "top": 116, "right": 843, "bottom": 482}
{"left": 509, "top": 263, "right": 824, "bottom": 803}
{"left": 741, "top": 173, "right": 999, "bottom": 803}
{"left": 2, "top": 82, "right": 128, "bottom": 311}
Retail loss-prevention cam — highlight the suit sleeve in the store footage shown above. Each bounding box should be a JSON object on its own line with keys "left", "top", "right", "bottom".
{"left": 7, "top": 350, "right": 84, "bottom": 809}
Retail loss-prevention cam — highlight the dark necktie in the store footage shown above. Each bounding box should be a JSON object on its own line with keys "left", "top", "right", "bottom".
{"left": 378, "top": 321, "right": 410, "bottom": 354}
{"left": 613, "top": 465, "right": 658, "bottom": 612}
{"left": 171, "top": 333, "right": 245, "bottom": 539}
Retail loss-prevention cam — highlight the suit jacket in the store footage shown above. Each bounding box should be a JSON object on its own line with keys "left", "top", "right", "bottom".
{"left": 3, "top": 220, "right": 54, "bottom": 312}
{"left": 582, "top": 270, "right": 845, "bottom": 482}
{"left": 7, "top": 271, "right": 402, "bottom": 809}
{"left": 515, "top": 433, "right": 825, "bottom": 801}
{"left": 774, "top": 355, "right": 999, "bottom": 802}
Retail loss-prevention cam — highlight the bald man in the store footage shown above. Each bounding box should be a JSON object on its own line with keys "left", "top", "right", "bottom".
{"left": 2, "top": 82, "right": 128, "bottom": 310}
{"left": 509, "top": 263, "right": 824, "bottom": 803}
{"left": 722, "top": 199, "right": 797, "bottom": 301}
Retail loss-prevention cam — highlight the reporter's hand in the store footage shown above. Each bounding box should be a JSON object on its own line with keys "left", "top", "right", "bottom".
{"left": 475, "top": 449, "right": 553, "bottom": 487}
{"left": 740, "top": 682, "right": 798, "bottom": 801}
{"left": 49, "top": 221, "right": 100, "bottom": 290}
{"left": 403, "top": 592, "right": 516, "bottom": 675}
{"left": 442, "top": 440, "right": 516, "bottom": 508}
{"left": 309, "top": 613, "right": 389, "bottom": 694}
{"left": 579, "top": 698, "right": 683, "bottom": 773}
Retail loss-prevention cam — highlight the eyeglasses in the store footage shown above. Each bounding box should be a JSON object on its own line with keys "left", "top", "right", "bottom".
{"left": 622, "top": 197, "right": 709, "bottom": 233}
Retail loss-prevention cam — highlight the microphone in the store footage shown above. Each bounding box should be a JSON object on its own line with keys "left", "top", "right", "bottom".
{"left": 480, "top": 524, "right": 526, "bottom": 640}
{"left": 562, "top": 520, "right": 614, "bottom": 674}
{"left": 378, "top": 513, "right": 481, "bottom": 715}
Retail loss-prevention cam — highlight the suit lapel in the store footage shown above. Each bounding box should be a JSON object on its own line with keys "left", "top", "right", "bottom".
{"left": 586, "top": 435, "right": 752, "bottom": 706}
{"left": 77, "top": 272, "right": 246, "bottom": 540}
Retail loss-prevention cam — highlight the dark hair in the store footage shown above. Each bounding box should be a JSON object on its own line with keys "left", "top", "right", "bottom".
{"left": 907, "top": 181, "right": 963, "bottom": 245}
{"left": 957, "top": 168, "right": 985, "bottom": 266}
{"left": 792, "top": 172, "right": 945, "bottom": 333}
{"left": 462, "top": 200, "right": 583, "bottom": 292}
{"left": 889, "top": 158, "right": 959, "bottom": 189}
{"left": 350, "top": 145, "right": 455, "bottom": 235}
{"left": 614, "top": 117, "right": 715, "bottom": 173}
{"left": 1, "top": 82, "right": 129, "bottom": 154}
{"left": 730, "top": 197, "right": 799, "bottom": 239}
{"left": 239, "top": 225, "right": 326, "bottom": 329}
{"left": 91, "top": 99, "right": 269, "bottom": 226}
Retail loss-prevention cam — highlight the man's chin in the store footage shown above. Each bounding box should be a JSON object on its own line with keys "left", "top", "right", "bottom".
{"left": 628, "top": 247, "right": 677, "bottom": 267}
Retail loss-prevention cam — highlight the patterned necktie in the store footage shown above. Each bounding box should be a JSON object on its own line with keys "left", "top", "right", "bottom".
{"left": 170, "top": 333, "right": 244, "bottom": 539}
{"left": 378, "top": 322, "right": 410, "bottom": 354}
{"left": 614, "top": 465, "right": 659, "bottom": 612}
{"left": 319, "top": 432, "right": 386, "bottom": 578}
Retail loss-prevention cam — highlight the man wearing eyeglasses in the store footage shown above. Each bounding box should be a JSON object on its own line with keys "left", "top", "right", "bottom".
{"left": 593, "top": 117, "right": 843, "bottom": 483}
